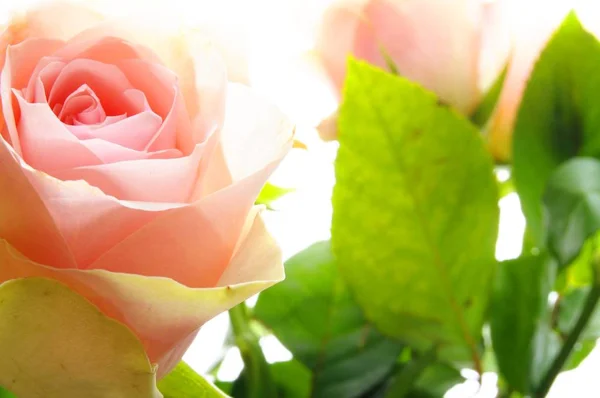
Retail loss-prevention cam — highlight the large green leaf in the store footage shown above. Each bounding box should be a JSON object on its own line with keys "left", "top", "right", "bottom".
{"left": 490, "top": 254, "right": 559, "bottom": 393}
{"left": 254, "top": 241, "right": 404, "bottom": 398}
{"left": 331, "top": 59, "right": 499, "bottom": 366}
{"left": 512, "top": 12, "right": 600, "bottom": 244}
{"left": 0, "top": 277, "right": 160, "bottom": 398}
{"left": 158, "top": 362, "right": 228, "bottom": 398}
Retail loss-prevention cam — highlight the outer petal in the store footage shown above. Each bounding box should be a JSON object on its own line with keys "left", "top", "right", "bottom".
{"left": 315, "top": 0, "right": 367, "bottom": 93}
{"left": 0, "top": 1, "right": 103, "bottom": 70}
{"left": 0, "top": 138, "right": 76, "bottom": 269}
{"left": 23, "top": 169, "right": 180, "bottom": 268}
{"left": 90, "top": 155, "right": 282, "bottom": 285}
{"left": 355, "top": 0, "right": 483, "bottom": 114}
{"left": 0, "top": 210, "right": 284, "bottom": 377}
{"left": 213, "top": 83, "right": 294, "bottom": 182}
{"left": 1, "top": 39, "right": 64, "bottom": 152}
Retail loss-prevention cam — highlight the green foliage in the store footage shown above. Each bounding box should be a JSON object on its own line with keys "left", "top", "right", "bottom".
{"left": 158, "top": 362, "right": 228, "bottom": 398}
{"left": 471, "top": 62, "right": 510, "bottom": 129}
{"left": 229, "top": 303, "right": 278, "bottom": 398}
{"left": 543, "top": 158, "right": 600, "bottom": 266}
{"left": 256, "top": 182, "right": 295, "bottom": 210}
{"left": 254, "top": 241, "right": 404, "bottom": 397}
{"left": 512, "top": 12, "right": 600, "bottom": 244}
{"left": 490, "top": 254, "right": 559, "bottom": 393}
{"left": 331, "top": 59, "right": 499, "bottom": 367}
{"left": 0, "top": 387, "right": 16, "bottom": 398}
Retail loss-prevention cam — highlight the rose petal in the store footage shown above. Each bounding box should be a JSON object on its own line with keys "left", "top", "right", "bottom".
{"left": 215, "top": 83, "right": 294, "bottom": 182}
{"left": 48, "top": 58, "right": 138, "bottom": 117}
{"left": 58, "top": 84, "right": 106, "bottom": 124}
{"left": 186, "top": 37, "right": 228, "bottom": 144}
{"left": 88, "top": 153, "right": 280, "bottom": 284}
{"left": 1, "top": 39, "right": 64, "bottom": 153}
{"left": 54, "top": 35, "right": 157, "bottom": 66}
{"left": 0, "top": 210, "right": 283, "bottom": 377}
{"left": 315, "top": 0, "right": 366, "bottom": 93}
{"left": 52, "top": 141, "right": 205, "bottom": 203}
{"left": 80, "top": 139, "right": 182, "bottom": 163}
{"left": 26, "top": 58, "right": 66, "bottom": 103}
{"left": 354, "top": 0, "right": 483, "bottom": 114}
{"left": 23, "top": 170, "right": 172, "bottom": 268}
{"left": 14, "top": 92, "right": 104, "bottom": 172}
{"left": 65, "top": 19, "right": 200, "bottom": 121}
{"left": 0, "top": 138, "right": 75, "bottom": 268}
{"left": 69, "top": 111, "right": 163, "bottom": 151}
{"left": 117, "top": 60, "right": 195, "bottom": 153}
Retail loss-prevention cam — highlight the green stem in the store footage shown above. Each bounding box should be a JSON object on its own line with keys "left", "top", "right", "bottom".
{"left": 228, "top": 303, "right": 277, "bottom": 398}
{"left": 533, "top": 284, "right": 600, "bottom": 397}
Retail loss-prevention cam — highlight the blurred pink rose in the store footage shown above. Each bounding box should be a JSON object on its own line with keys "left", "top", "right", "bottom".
{"left": 0, "top": 1, "right": 292, "bottom": 377}
{"left": 487, "top": 0, "right": 600, "bottom": 161}
{"left": 315, "top": 0, "right": 508, "bottom": 141}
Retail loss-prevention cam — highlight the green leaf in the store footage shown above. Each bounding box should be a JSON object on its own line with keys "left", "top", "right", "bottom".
{"left": 558, "top": 287, "right": 600, "bottom": 341}
{"left": 271, "top": 360, "right": 312, "bottom": 398}
{"left": 512, "top": 12, "right": 600, "bottom": 244}
{"left": 490, "top": 254, "right": 559, "bottom": 393}
{"left": 256, "top": 182, "right": 295, "bottom": 210}
{"left": 0, "top": 387, "right": 16, "bottom": 398}
{"left": 254, "top": 241, "right": 404, "bottom": 398}
{"left": 471, "top": 61, "right": 509, "bottom": 129}
{"left": 543, "top": 157, "right": 600, "bottom": 266}
{"left": 158, "top": 362, "right": 228, "bottom": 398}
{"left": 410, "top": 363, "right": 464, "bottom": 398}
{"left": 332, "top": 59, "right": 499, "bottom": 366}
{"left": 0, "top": 277, "right": 160, "bottom": 398}
{"left": 565, "top": 340, "right": 596, "bottom": 370}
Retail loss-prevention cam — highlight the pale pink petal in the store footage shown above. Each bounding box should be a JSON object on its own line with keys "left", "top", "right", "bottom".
{"left": 0, "top": 138, "right": 76, "bottom": 268}
{"left": 315, "top": 0, "right": 367, "bottom": 93}
{"left": 117, "top": 60, "right": 195, "bottom": 153}
{"left": 0, "top": 212, "right": 284, "bottom": 377}
{"left": 52, "top": 142, "right": 204, "bottom": 203}
{"left": 69, "top": 111, "right": 162, "bottom": 151}
{"left": 23, "top": 170, "right": 170, "bottom": 268}
{"left": 215, "top": 83, "right": 294, "bottom": 182}
{"left": 79, "top": 139, "right": 182, "bottom": 163}
{"left": 54, "top": 35, "right": 157, "bottom": 66}
{"left": 186, "top": 37, "right": 228, "bottom": 144}
{"left": 27, "top": 59, "right": 66, "bottom": 103}
{"left": 65, "top": 20, "right": 200, "bottom": 120}
{"left": 355, "top": 0, "right": 483, "bottom": 114}
{"left": 90, "top": 154, "right": 285, "bottom": 285}
{"left": 191, "top": 84, "right": 294, "bottom": 200}
{"left": 15, "top": 92, "right": 103, "bottom": 172}
{"left": 58, "top": 84, "right": 106, "bottom": 124}
{"left": 48, "top": 59, "right": 138, "bottom": 117}
{"left": 1, "top": 39, "right": 64, "bottom": 152}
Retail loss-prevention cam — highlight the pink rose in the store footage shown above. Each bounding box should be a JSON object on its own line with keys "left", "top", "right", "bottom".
{"left": 314, "top": 0, "right": 508, "bottom": 142}
{"left": 0, "top": 1, "right": 292, "bottom": 378}
{"left": 487, "top": 0, "right": 600, "bottom": 161}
